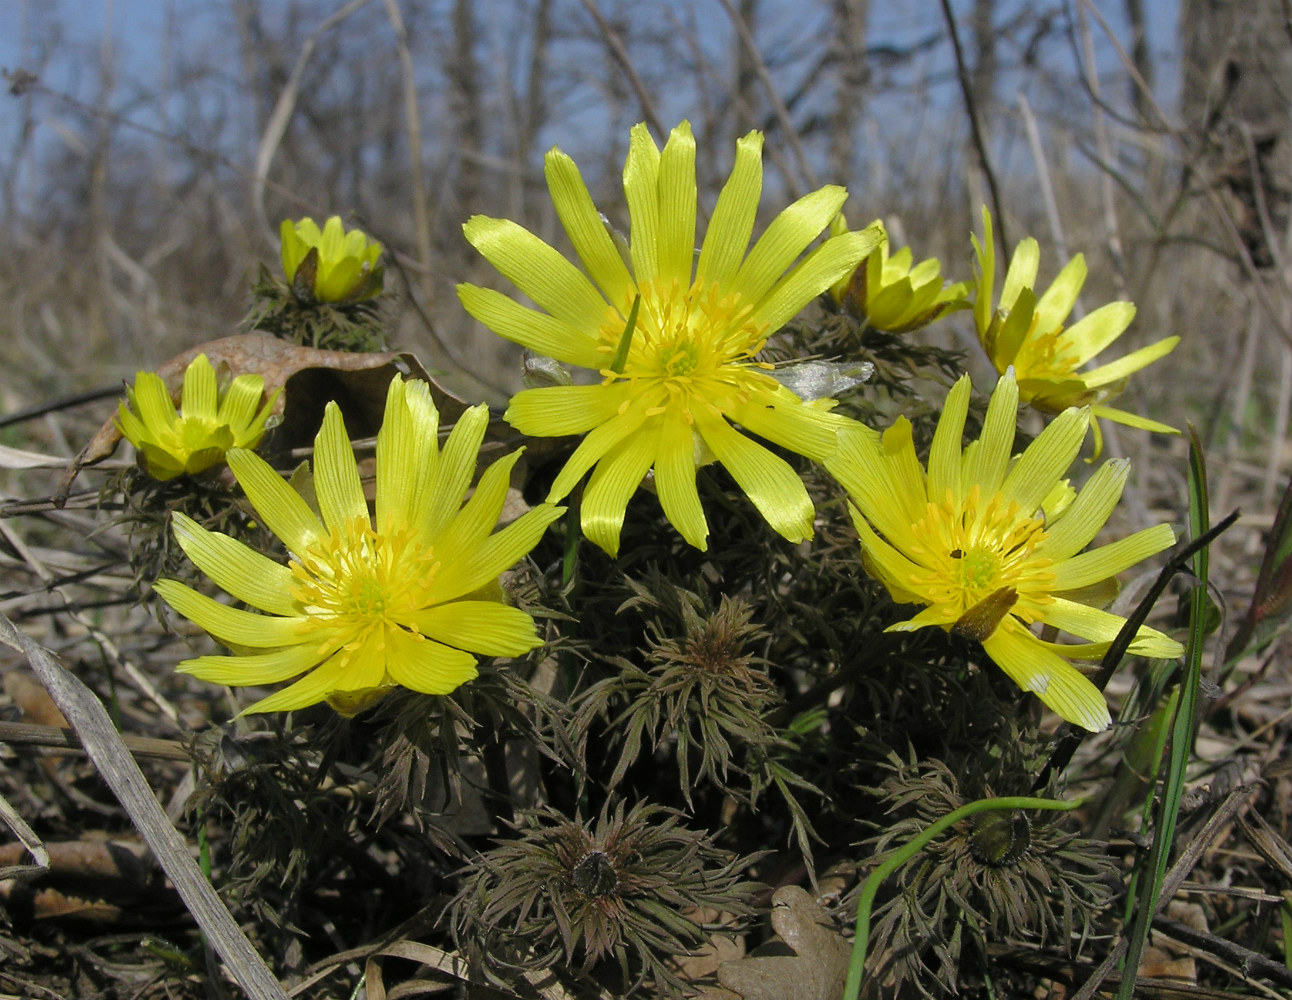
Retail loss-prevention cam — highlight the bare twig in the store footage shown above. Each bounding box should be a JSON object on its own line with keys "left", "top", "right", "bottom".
{"left": 938, "top": 0, "right": 1007, "bottom": 250}
{"left": 381, "top": 0, "right": 433, "bottom": 310}
{"left": 576, "top": 0, "right": 666, "bottom": 141}
{"left": 1071, "top": 783, "right": 1260, "bottom": 1000}
{"left": 252, "top": 0, "right": 374, "bottom": 243}
{"left": 0, "top": 720, "right": 189, "bottom": 761}
{"left": 0, "top": 520, "right": 182, "bottom": 728}
{"left": 716, "top": 0, "right": 816, "bottom": 195}
{"left": 0, "top": 611, "right": 289, "bottom": 1000}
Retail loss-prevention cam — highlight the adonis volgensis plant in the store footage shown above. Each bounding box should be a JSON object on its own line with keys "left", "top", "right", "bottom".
{"left": 102, "top": 119, "right": 1190, "bottom": 999}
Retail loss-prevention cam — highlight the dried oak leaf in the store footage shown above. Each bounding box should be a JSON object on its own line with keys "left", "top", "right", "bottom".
{"left": 715, "top": 886, "right": 852, "bottom": 1000}
{"left": 62, "top": 334, "right": 467, "bottom": 497}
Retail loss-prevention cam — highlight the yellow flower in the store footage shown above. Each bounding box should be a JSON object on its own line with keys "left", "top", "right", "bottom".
{"left": 116, "top": 353, "right": 280, "bottom": 481}
{"left": 154, "top": 377, "right": 563, "bottom": 715}
{"left": 827, "top": 369, "right": 1182, "bottom": 732}
{"left": 971, "top": 207, "right": 1178, "bottom": 453}
{"left": 458, "top": 120, "right": 882, "bottom": 555}
{"left": 280, "top": 216, "right": 383, "bottom": 303}
{"left": 829, "top": 216, "right": 969, "bottom": 332}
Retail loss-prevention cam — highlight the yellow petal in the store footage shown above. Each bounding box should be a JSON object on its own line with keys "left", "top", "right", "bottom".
{"left": 927, "top": 374, "right": 972, "bottom": 505}
{"left": 227, "top": 448, "right": 325, "bottom": 556}
{"left": 434, "top": 449, "right": 524, "bottom": 553}
{"left": 1079, "top": 336, "right": 1180, "bottom": 389}
{"left": 458, "top": 284, "right": 604, "bottom": 368}
{"left": 999, "top": 406, "right": 1088, "bottom": 513}
{"left": 1033, "top": 253, "right": 1086, "bottom": 334}
{"left": 654, "top": 413, "right": 709, "bottom": 551}
{"left": 1051, "top": 523, "right": 1177, "bottom": 591}
{"left": 1090, "top": 405, "right": 1179, "bottom": 435}
{"left": 964, "top": 370, "right": 1018, "bottom": 494}
{"left": 581, "top": 428, "right": 659, "bottom": 556}
{"left": 1000, "top": 237, "right": 1040, "bottom": 309}
{"left": 383, "top": 629, "right": 479, "bottom": 696}
{"left": 506, "top": 383, "right": 633, "bottom": 438}
{"left": 1061, "top": 301, "right": 1136, "bottom": 364}
{"left": 729, "top": 387, "right": 854, "bottom": 464}
{"left": 694, "top": 405, "right": 813, "bottom": 544}
{"left": 1035, "top": 459, "right": 1128, "bottom": 560}
{"left": 547, "top": 401, "right": 650, "bottom": 501}
{"left": 375, "top": 377, "right": 439, "bottom": 534}
{"left": 697, "top": 129, "right": 763, "bottom": 288}
{"left": 414, "top": 601, "right": 542, "bottom": 656}
{"left": 154, "top": 580, "right": 305, "bottom": 648}
{"left": 463, "top": 215, "right": 609, "bottom": 333}
{"left": 748, "top": 225, "right": 882, "bottom": 334}
{"left": 431, "top": 502, "right": 564, "bottom": 603}
{"left": 733, "top": 185, "right": 849, "bottom": 306}
{"left": 170, "top": 513, "right": 298, "bottom": 616}
{"left": 983, "top": 626, "right": 1110, "bottom": 731}
{"left": 313, "top": 402, "right": 368, "bottom": 533}
{"left": 544, "top": 147, "right": 634, "bottom": 304}
{"left": 656, "top": 121, "right": 698, "bottom": 286}
{"left": 177, "top": 643, "right": 321, "bottom": 686}
{"left": 422, "top": 402, "right": 490, "bottom": 541}
{"left": 181, "top": 355, "right": 218, "bottom": 421}
{"left": 624, "top": 122, "right": 663, "bottom": 282}
{"left": 239, "top": 655, "right": 352, "bottom": 714}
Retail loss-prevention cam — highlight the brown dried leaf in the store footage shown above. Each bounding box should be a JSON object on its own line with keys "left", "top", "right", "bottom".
{"left": 62, "top": 334, "right": 469, "bottom": 496}
{"left": 5, "top": 668, "right": 69, "bottom": 728}
{"left": 674, "top": 906, "right": 747, "bottom": 981}
{"left": 717, "top": 886, "right": 851, "bottom": 1000}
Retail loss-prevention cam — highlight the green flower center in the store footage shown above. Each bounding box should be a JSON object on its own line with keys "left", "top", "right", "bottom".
{"left": 1012, "top": 317, "right": 1080, "bottom": 380}
{"left": 597, "top": 277, "right": 774, "bottom": 407}
{"left": 289, "top": 517, "right": 439, "bottom": 662}
{"left": 907, "top": 485, "right": 1056, "bottom": 635}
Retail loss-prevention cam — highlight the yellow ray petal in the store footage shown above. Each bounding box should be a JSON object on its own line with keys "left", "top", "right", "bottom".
{"left": 227, "top": 448, "right": 324, "bottom": 556}
{"left": 239, "top": 655, "right": 352, "bottom": 714}
{"left": 697, "top": 129, "right": 763, "bottom": 287}
{"left": 1050, "top": 523, "right": 1177, "bottom": 591}
{"left": 506, "top": 383, "right": 633, "bottom": 437}
{"left": 431, "top": 502, "right": 564, "bottom": 604}
{"left": 545, "top": 147, "right": 633, "bottom": 302}
{"left": 414, "top": 601, "right": 542, "bottom": 657}
{"left": 177, "top": 643, "right": 321, "bottom": 686}
{"left": 654, "top": 412, "right": 708, "bottom": 551}
{"left": 155, "top": 580, "right": 305, "bottom": 648}
{"left": 733, "top": 185, "right": 849, "bottom": 305}
{"left": 1079, "top": 336, "right": 1180, "bottom": 389}
{"left": 313, "top": 402, "right": 368, "bottom": 533}
{"left": 999, "top": 406, "right": 1088, "bottom": 513}
{"left": 457, "top": 284, "right": 604, "bottom": 369}
{"left": 384, "top": 629, "right": 479, "bottom": 696}
{"left": 581, "top": 428, "right": 659, "bottom": 556}
{"left": 927, "top": 374, "right": 972, "bottom": 505}
{"left": 694, "top": 405, "right": 813, "bottom": 544}
{"left": 463, "top": 216, "right": 609, "bottom": 333}
{"left": 964, "top": 370, "right": 1018, "bottom": 494}
{"left": 983, "top": 626, "right": 1110, "bottom": 731}
{"left": 170, "top": 513, "right": 298, "bottom": 616}
{"left": 656, "top": 121, "right": 698, "bottom": 285}
{"left": 1035, "top": 458, "right": 1128, "bottom": 560}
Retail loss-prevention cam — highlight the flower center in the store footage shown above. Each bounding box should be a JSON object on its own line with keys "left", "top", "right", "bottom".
{"left": 597, "top": 277, "right": 775, "bottom": 409}
{"left": 1012, "top": 316, "right": 1080, "bottom": 380}
{"left": 288, "top": 516, "right": 439, "bottom": 663}
{"left": 906, "top": 484, "right": 1056, "bottom": 636}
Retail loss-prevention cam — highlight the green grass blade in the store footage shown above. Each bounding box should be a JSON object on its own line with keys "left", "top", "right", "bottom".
{"left": 1115, "top": 425, "right": 1211, "bottom": 1000}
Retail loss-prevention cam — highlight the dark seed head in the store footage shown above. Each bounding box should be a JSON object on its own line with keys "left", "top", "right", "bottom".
{"left": 571, "top": 850, "right": 619, "bottom": 898}
{"left": 969, "top": 809, "right": 1031, "bottom": 867}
